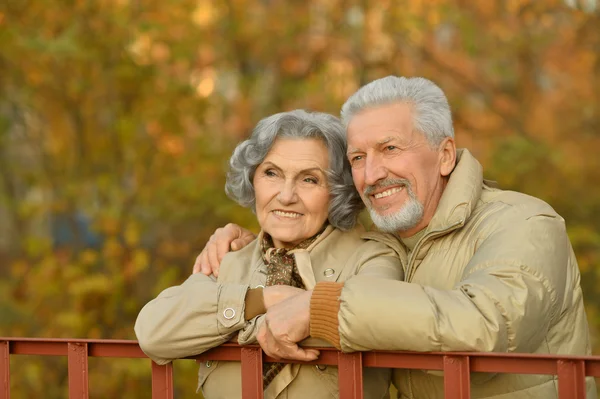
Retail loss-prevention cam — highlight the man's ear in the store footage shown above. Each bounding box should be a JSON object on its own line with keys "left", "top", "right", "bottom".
{"left": 439, "top": 137, "right": 456, "bottom": 177}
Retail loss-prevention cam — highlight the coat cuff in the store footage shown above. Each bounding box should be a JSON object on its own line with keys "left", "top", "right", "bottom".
{"left": 310, "top": 282, "right": 344, "bottom": 350}
{"left": 216, "top": 283, "right": 248, "bottom": 335}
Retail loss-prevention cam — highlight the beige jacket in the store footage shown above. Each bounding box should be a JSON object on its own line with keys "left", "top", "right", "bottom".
{"left": 135, "top": 225, "right": 403, "bottom": 398}
{"left": 311, "top": 149, "right": 596, "bottom": 398}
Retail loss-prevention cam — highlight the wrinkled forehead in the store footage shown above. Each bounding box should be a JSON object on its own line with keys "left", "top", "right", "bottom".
{"left": 346, "top": 103, "right": 415, "bottom": 143}
{"left": 262, "top": 137, "right": 329, "bottom": 171}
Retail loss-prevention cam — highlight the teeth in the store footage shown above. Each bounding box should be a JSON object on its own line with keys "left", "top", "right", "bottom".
{"left": 374, "top": 187, "right": 403, "bottom": 199}
{"left": 273, "top": 210, "right": 302, "bottom": 218}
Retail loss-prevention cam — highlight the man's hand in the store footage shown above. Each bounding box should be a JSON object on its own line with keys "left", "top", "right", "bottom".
{"left": 192, "top": 223, "right": 256, "bottom": 277}
{"left": 257, "top": 290, "right": 318, "bottom": 361}
{"left": 263, "top": 286, "right": 306, "bottom": 310}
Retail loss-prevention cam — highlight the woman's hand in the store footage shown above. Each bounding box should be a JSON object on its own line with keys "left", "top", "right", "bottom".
{"left": 192, "top": 223, "right": 256, "bottom": 277}
{"left": 263, "top": 286, "right": 306, "bottom": 309}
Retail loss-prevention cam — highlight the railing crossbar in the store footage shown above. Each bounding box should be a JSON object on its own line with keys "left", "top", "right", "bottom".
{"left": 1, "top": 338, "right": 599, "bottom": 399}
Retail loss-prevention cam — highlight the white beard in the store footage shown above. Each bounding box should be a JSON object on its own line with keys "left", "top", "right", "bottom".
{"left": 367, "top": 195, "right": 424, "bottom": 233}
{"left": 363, "top": 179, "right": 424, "bottom": 233}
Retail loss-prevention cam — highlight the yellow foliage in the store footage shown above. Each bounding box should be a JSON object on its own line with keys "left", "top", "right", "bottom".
{"left": 1, "top": 1, "right": 599, "bottom": 397}
{"left": 68, "top": 274, "right": 112, "bottom": 296}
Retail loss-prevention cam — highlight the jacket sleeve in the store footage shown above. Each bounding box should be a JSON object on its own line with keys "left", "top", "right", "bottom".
{"left": 336, "top": 213, "right": 567, "bottom": 353}
{"left": 238, "top": 315, "right": 265, "bottom": 345}
{"left": 134, "top": 273, "right": 249, "bottom": 364}
{"left": 353, "top": 239, "right": 405, "bottom": 281}
{"left": 311, "top": 239, "right": 404, "bottom": 349}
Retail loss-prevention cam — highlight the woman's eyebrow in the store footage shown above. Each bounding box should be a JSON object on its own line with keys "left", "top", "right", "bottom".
{"left": 260, "top": 162, "right": 324, "bottom": 175}
{"left": 260, "top": 161, "right": 281, "bottom": 170}
{"left": 299, "top": 167, "right": 326, "bottom": 175}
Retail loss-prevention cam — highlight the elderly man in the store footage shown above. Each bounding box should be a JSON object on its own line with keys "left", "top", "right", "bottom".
{"left": 194, "top": 76, "right": 595, "bottom": 398}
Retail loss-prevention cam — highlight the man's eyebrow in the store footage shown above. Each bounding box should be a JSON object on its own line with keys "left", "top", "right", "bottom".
{"left": 346, "top": 148, "right": 361, "bottom": 156}
{"left": 376, "top": 136, "right": 397, "bottom": 146}
{"left": 347, "top": 136, "right": 402, "bottom": 156}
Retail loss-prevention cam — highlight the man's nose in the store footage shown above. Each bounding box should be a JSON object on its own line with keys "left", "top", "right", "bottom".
{"left": 364, "top": 155, "right": 387, "bottom": 186}
{"left": 277, "top": 181, "right": 298, "bottom": 204}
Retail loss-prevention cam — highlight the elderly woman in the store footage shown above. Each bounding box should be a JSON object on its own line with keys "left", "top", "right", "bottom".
{"left": 135, "top": 110, "right": 403, "bottom": 398}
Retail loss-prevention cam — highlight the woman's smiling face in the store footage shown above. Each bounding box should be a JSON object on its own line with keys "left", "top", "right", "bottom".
{"left": 253, "top": 137, "right": 330, "bottom": 249}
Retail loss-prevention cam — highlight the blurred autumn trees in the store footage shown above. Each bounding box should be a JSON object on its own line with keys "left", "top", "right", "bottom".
{"left": 0, "top": 0, "right": 598, "bottom": 397}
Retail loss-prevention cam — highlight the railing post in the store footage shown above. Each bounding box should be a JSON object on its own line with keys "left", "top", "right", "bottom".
{"left": 443, "top": 355, "right": 470, "bottom": 399}
{"left": 0, "top": 341, "right": 9, "bottom": 399}
{"left": 241, "top": 347, "right": 263, "bottom": 399}
{"left": 67, "top": 342, "right": 89, "bottom": 398}
{"left": 338, "top": 352, "right": 363, "bottom": 399}
{"left": 557, "top": 359, "right": 586, "bottom": 398}
{"left": 151, "top": 362, "right": 173, "bottom": 399}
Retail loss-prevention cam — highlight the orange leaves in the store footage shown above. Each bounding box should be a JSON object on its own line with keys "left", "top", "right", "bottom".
{"left": 0, "top": 0, "right": 598, "bottom": 396}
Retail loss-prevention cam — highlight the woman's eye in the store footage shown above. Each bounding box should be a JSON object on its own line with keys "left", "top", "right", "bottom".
{"left": 264, "top": 169, "right": 277, "bottom": 177}
{"left": 303, "top": 177, "right": 318, "bottom": 184}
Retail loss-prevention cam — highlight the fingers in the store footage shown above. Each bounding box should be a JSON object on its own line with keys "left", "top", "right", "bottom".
{"left": 192, "top": 252, "right": 202, "bottom": 274}
{"left": 259, "top": 332, "right": 319, "bottom": 361}
{"left": 231, "top": 228, "right": 256, "bottom": 251}
{"left": 215, "top": 225, "right": 238, "bottom": 265}
{"left": 209, "top": 224, "right": 245, "bottom": 276}
{"left": 257, "top": 324, "right": 281, "bottom": 360}
{"left": 199, "top": 249, "right": 211, "bottom": 275}
{"left": 193, "top": 223, "right": 256, "bottom": 277}
{"left": 290, "top": 347, "right": 320, "bottom": 362}
{"left": 206, "top": 233, "right": 220, "bottom": 277}
{"left": 192, "top": 249, "right": 210, "bottom": 275}
{"left": 258, "top": 319, "right": 319, "bottom": 362}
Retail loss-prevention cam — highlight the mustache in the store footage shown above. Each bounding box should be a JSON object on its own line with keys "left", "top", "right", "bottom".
{"left": 363, "top": 179, "right": 412, "bottom": 196}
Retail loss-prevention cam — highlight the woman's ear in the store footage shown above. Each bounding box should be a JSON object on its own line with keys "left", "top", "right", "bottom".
{"left": 439, "top": 138, "right": 456, "bottom": 177}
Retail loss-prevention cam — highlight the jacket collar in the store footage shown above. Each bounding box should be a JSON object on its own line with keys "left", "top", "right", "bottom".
{"left": 426, "top": 148, "right": 483, "bottom": 233}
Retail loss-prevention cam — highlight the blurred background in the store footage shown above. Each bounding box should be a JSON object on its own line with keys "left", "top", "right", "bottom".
{"left": 1, "top": 0, "right": 599, "bottom": 397}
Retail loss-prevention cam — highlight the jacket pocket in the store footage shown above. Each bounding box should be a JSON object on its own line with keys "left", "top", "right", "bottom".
{"left": 312, "top": 364, "right": 339, "bottom": 397}
{"left": 196, "top": 360, "right": 219, "bottom": 393}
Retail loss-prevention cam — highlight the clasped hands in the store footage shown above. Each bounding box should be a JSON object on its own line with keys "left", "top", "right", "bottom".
{"left": 192, "top": 225, "right": 319, "bottom": 362}
{"left": 258, "top": 286, "right": 319, "bottom": 361}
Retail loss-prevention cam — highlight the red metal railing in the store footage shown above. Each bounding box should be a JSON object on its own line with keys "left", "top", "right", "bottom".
{"left": 1, "top": 337, "right": 599, "bottom": 398}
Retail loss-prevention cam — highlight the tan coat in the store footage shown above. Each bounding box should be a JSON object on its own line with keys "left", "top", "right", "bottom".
{"left": 335, "top": 149, "right": 596, "bottom": 398}
{"left": 135, "top": 225, "right": 403, "bottom": 398}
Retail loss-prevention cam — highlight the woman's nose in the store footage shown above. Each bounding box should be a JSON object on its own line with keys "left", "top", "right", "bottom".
{"left": 277, "top": 182, "right": 298, "bottom": 204}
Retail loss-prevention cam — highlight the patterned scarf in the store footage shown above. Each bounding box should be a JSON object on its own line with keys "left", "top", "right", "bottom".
{"left": 260, "top": 229, "right": 323, "bottom": 389}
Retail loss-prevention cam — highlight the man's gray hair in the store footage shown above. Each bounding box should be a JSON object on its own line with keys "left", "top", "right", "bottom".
{"left": 225, "top": 109, "right": 364, "bottom": 231}
{"left": 341, "top": 76, "right": 454, "bottom": 146}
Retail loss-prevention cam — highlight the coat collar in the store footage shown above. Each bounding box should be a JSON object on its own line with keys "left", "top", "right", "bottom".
{"left": 426, "top": 148, "right": 483, "bottom": 233}
{"left": 250, "top": 225, "right": 353, "bottom": 289}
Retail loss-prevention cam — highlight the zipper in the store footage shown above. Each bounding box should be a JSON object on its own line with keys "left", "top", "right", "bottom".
{"left": 405, "top": 219, "right": 464, "bottom": 282}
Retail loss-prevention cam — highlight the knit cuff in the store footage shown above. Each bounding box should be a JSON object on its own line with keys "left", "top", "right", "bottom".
{"left": 244, "top": 288, "right": 266, "bottom": 320}
{"left": 310, "top": 282, "right": 344, "bottom": 350}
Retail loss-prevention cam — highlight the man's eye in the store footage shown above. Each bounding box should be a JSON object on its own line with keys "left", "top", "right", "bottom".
{"left": 351, "top": 155, "right": 363, "bottom": 163}
{"left": 385, "top": 145, "right": 397, "bottom": 151}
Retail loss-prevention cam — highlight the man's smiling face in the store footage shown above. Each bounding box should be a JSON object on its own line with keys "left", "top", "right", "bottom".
{"left": 346, "top": 102, "right": 453, "bottom": 237}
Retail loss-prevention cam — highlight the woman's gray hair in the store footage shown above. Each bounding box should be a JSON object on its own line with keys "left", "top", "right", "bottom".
{"left": 340, "top": 76, "right": 454, "bottom": 146}
{"left": 225, "top": 109, "right": 364, "bottom": 231}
